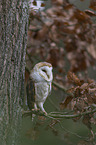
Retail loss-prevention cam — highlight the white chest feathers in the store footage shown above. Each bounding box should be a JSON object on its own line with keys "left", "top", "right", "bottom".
{"left": 35, "top": 82, "right": 51, "bottom": 102}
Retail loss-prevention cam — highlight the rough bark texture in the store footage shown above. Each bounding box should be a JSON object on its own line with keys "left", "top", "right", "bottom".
{"left": 0, "top": 0, "right": 28, "bottom": 144}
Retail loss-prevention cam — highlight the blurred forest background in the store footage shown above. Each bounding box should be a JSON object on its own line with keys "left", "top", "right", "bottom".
{"left": 23, "top": 0, "right": 96, "bottom": 145}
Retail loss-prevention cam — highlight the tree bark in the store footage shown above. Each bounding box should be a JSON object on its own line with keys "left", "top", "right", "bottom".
{"left": 0, "top": 0, "right": 28, "bottom": 144}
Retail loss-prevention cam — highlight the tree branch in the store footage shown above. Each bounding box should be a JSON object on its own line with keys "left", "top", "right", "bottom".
{"left": 22, "top": 108, "right": 96, "bottom": 119}
{"left": 52, "top": 81, "right": 73, "bottom": 96}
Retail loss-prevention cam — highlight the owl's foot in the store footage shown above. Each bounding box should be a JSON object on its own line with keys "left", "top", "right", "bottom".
{"left": 32, "top": 108, "right": 47, "bottom": 116}
{"left": 41, "top": 110, "right": 47, "bottom": 116}
{"left": 32, "top": 108, "right": 40, "bottom": 112}
{"left": 37, "top": 102, "right": 47, "bottom": 114}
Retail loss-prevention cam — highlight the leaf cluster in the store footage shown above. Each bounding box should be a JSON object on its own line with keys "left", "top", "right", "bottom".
{"left": 25, "top": 0, "right": 96, "bottom": 143}
{"left": 60, "top": 71, "right": 96, "bottom": 129}
{"left": 27, "top": 0, "right": 96, "bottom": 73}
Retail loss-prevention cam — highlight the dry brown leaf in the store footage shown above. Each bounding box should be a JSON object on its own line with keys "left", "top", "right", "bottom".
{"left": 89, "top": 0, "right": 96, "bottom": 10}
{"left": 60, "top": 95, "right": 73, "bottom": 109}
{"left": 80, "top": 83, "right": 88, "bottom": 90}
{"left": 87, "top": 44, "right": 96, "bottom": 59}
{"left": 74, "top": 98, "right": 87, "bottom": 111}
{"left": 87, "top": 96, "right": 96, "bottom": 104}
{"left": 74, "top": 9, "right": 92, "bottom": 24}
{"left": 85, "top": 10, "right": 96, "bottom": 17}
{"left": 67, "top": 71, "right": 81, "bottom": 86}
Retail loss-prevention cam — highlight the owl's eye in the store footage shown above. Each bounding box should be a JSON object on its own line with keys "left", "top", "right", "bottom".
{"left": 42, "top": 69, "right": 47, "bottom": 74}
{"left": 41, "top": 69, "right": 49, "bottom": 78}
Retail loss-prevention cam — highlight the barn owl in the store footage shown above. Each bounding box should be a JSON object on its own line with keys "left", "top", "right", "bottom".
{"left": 26, "top": 62, "right": 53, "bottom": 114}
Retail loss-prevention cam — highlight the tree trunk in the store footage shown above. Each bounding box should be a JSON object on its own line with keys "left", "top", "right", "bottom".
{"left": 0, "top": 0, "right": 28, "bottom": 144}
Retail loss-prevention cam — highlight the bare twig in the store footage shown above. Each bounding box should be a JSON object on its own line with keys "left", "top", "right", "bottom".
{"left": 49, "top": 108, "right": 96, "bottom": 119}
{"left": 22, "top": 109, "right": 46, "bottom": 117}
{"left": 52, "top": 81, "right": 73, "bottom": 96}
{"left": 52, "top": 81, "right": 67, "bottom": 92}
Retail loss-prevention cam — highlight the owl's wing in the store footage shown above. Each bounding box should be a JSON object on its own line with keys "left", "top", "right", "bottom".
{"left": 26, "top": 79, "right": 35, "bottom": 110}
{"left": 48, "top": 82, "right": 52, "bottom": 95}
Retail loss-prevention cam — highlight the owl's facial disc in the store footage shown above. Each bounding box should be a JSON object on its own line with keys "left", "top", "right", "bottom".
{"left": 40, "top": 66, "right": 53, "bottom": 82}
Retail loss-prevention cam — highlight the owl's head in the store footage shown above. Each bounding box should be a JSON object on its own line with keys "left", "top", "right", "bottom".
{"left": 30, "top": 62, "right": 53, "bottom": 82}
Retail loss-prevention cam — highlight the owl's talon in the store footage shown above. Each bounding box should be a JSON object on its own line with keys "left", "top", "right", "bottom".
{"left": 43, "top": 111, "right": 47, "bottom": 115}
